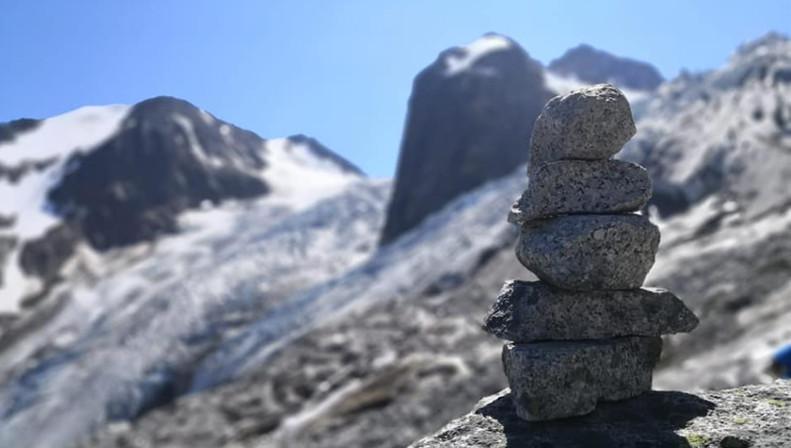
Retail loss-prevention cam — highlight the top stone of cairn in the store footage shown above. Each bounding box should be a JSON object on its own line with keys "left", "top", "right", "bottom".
{"left": 528, "top": 84, "right": 636, "bottom": 176}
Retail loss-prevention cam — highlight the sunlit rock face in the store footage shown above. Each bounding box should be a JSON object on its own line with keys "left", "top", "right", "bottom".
{"left": 379, "top": 33, "right": 553, "bottom": 245}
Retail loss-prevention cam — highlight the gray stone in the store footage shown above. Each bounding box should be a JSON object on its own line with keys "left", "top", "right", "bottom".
{"left": 502, "top": 337, "right": 662, "bottom": 421}
{"left": 516, "top": 214, "right": 659, "bottom": 290}
{"left": 528, "top": 84, "right": 636, "bottom": 177}
{"left": 509, "top": 160, "right": 652, "bottom": 224}
{"left": 409, "top": 381, "right": 791, "bottom": 448}
{"left": 484, "top": 281, "right": 698, "bottom": 342}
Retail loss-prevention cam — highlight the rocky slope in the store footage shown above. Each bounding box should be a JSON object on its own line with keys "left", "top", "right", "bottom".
{"left": 82, "top": 166, "right": 528, "bottom": 448}
{"left": 549, "top": 44, "right": 664, "bottom": 91}
{"left": 410, "top": 381, "right": 791, "bottom": 448}
{"left": 379, "top": 34, "right": 553, "bottom": 244}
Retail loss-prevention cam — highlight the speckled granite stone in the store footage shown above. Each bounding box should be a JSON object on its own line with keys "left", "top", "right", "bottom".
{"left": 483, "top": 280, "right": 698, "bottom": 342}
{"left": 516, "top": 214, "right": 659, "bottom": 290}
{"left": 509, "top": 159, "right": 651, "bottom": 224}
{"left": 527, "top": 84, "right": 636, "bottom": 176}
{"left": 502, "top": 337, "right": 662, "bottom": 421}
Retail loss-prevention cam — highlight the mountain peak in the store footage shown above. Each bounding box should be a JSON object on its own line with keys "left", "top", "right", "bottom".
{"left": 440, "top": 33, "right": 520, "bottom": 76}
{"left": 736, "top": 31, "right": 790, "bottom": 57}
{"left": 380, "top": 35, "right": 551, "bottom": 245}
{"left": 549, "top": 44, "right": 664, "bottom": 91}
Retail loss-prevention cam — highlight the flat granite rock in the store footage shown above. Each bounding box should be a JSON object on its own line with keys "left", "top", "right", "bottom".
{"left": 483, "top": 280, "right": 698, "bottom": 342}
{"left": 509, "top": 159, "right": 652, "bottom": 224}
{"left": 409, "top": 381, "right": 791, "bottom": 448}
{"left": 528, "top": 84, "right": 636, "bottom": 177}
{"left": 516, "top": 214, "right": 659, "bottom": 290}
{"left": 502, "top": 337, "right": 662, "bottom": 421}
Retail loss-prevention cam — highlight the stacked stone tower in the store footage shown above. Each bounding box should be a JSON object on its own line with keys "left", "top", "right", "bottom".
{"left": 483, "top": 84, "right": 699, "bottom": 421}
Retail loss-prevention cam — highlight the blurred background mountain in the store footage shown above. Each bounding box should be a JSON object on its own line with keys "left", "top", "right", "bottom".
{"left": 1, "top": 3, "right": 790, "bottom": 448}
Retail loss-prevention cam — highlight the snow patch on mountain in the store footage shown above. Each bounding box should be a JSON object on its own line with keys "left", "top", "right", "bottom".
{"left": 263, "top": 138, "right": 363, "bottom": 208}
{"left": 443, "top": 34, "right": 513, "bottom": 76}
{"left": 0, "top": 105, "right": 130, "bottom": 240}
{"left": 0, "top": 105, "right": 130, "bottom": 166}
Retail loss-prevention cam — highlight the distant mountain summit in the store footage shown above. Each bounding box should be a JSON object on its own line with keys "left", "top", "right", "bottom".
{"left": 549, "top": 44, "right": 664, "bottom": 91}
{"left": 380, "top": 33, "right": 553, "bottom": 245}
{"left": 0, "top": 97, "right": 362, "bottom": 310}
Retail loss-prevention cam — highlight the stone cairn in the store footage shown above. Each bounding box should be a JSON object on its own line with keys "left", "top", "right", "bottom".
{"left": 483, "top": 84, "right": 699, "bottom": 421}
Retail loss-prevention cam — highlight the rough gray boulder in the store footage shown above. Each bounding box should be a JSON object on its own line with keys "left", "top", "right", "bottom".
{"left": 509, "top": 159, "right": 651, "bottom": 224}
{"left": 502, "top": 337, "right": 661, "bottom": 421}
{"left": 516, "top": 214, "right": 659, "bottom": 290}
{"left": 528, "top": 84, "right": 636, "bottom": 177}
{"left": 484, "top": 281, "right": 698, "bottom": 342}
{"left": 410, "top": 381, "right": 791, "bottom": 448}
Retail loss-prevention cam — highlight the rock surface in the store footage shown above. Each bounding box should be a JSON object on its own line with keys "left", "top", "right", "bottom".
{"left": 380, "top": 34, "right": 553, "bottom": 245}
{"left": 503, "top": 337, "right": 661, "bottom": 421}
{"left": 528, "top": 84, "right": 636, "bottom": 176}
{"left": 516, "top": 214, "right": 659, "bottom": 290}
{"left": 410, "top": 381, "right": 791, "bottom": 448}
{"left": 484, "top": 281, "right": 698, "bottom": 342}
{"left": 510, "top": 159, "right": 652, "bottom": 223}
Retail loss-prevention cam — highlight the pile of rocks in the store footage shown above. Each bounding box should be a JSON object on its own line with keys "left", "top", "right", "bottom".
{"left": 483, "top": 84, "right": 699, "bottom": 421}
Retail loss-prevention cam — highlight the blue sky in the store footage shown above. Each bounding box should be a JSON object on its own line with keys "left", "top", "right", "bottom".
{"left": 1, "top": 1, "right": 789, "bottom": 177}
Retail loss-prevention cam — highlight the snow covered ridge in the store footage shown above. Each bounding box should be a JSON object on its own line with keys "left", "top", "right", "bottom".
{"left": 0, "top": 97, "right": 363, "bottom": 314}
{"left": 620, "top": 32, "right": 791, "bottom": 220}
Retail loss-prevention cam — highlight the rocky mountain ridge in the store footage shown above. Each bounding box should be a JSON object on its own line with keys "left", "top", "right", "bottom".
{"left": 0, "top": 97, "right": 362, "bottom": 313}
